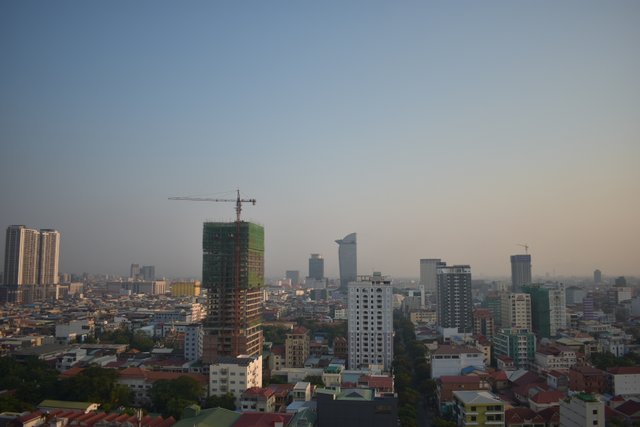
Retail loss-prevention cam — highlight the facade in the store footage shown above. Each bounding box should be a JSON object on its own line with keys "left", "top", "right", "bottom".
{"left": 335, "top": 233, "right": 357, "bottom": 292}
{"left": 347, "top": 272, "right": 393, "bottom": 371}
{"left": 184, "top": 323, "right": 204, "bottom": 362}
{"left": 171, "top": 280, "right": 201, "bottom": 297}
{"left": 285, "top": 270, "right": 300, "bottom": 287}
{"left": 522, "top": 284, "right": 566, "bottom": 338}
{"left": 493, "top": 328, "right": 536, "bottom": 369}
{"left": 608, "top": 366, "right": 640, "bottom": 396}
{"left": 202, "top": 221, "right": 264, "bottom": 361}
{"left": 419, "top": 258, "right": 442, "bottom": 307}
{"left": 473, "top": 308, "right": 495, "bottom": 339}
{"left": 285, "top": 326, "right": 310, "bottom": 368}
{"left": 534, "top": 346, "right": 578, "bottom": 373}
{"left": 308, "top": 254, "right": 324, "bottom": 280}
{"left": 437, "top": 264, "right": 473, "bottom": 333}
{"left": 510, "top": 254, "right": 532, "bottom": 292}
{"left": 568, "top": 366, "right": 607, "bottom": 394}
{"left": 481, "top": 292, "right": 503, "bottom": 329}
{"left": 500, "top": 293, "right": 532, "bottom": 331}
{"left": 239, "top": 387, "right": 276, "bottom": 412}
{"left": 559, "top": 393, "right": 604, "bottom": 427}
{"left": 4, "top": 225, "right": 51, "bottom": 285}
{"left": 316, "top": 387, "right": 398, "bottom": 427}
{"left": 430, "top": 345, "right": 485, "bottom": 379}
{"left": 38, "top": 229, "right": 60, "bottom": 285}
{"left": 452, "top": 390, "right": 505, "bottom": 427}
{"left": 209, "top": 355, "right": 263, "bottom": 406}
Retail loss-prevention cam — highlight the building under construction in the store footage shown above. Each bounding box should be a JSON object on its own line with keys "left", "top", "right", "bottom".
{"left": 202, "top": 221, "right": 264, "bottom": 362}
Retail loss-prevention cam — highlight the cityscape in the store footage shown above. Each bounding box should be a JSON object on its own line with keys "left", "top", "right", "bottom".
{"left": 1, "top": 2, "right": 639, "bottom": 427}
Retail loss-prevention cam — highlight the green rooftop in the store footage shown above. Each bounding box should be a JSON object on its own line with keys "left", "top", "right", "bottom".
{"left": 38, "top": 400, "right": 97, "bottom": 410}
{"left": 576, "top": 393, "right": 598, "bottom": 402}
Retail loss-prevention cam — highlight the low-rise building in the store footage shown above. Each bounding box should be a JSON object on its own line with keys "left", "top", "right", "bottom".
{"left": 452, "top": 390, "right": 505, "bottom": 427}
{"left": 608, "top": 366, "right": 640, "bottom": 396}
{"left": 430, "top": 345, "right": 485, "bottom": 379}
{"left": 567, "top": 365, "right": 607, "bottom": 394}
{"left": 559, "top": 392, "right": 604, "bottom": 427}
{"left": 239, "top": 387, "right": 276, "bottom": 413}
{"left": 209, "top": 355, "right": 262, "bottom": 407}
{"left": 316, "top": 387, "right": 397, "bottom": 427}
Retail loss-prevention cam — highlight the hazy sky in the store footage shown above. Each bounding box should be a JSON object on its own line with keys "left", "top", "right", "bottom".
{"left": 1, "top": 1, "right": 639, "bottom": 280}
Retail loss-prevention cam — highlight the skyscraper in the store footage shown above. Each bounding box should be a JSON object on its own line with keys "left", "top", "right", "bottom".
{"left": 202, "top": 221, "right": 264, "bottom": 362}
{"left": 436, "top": 263, "right": 473, "bottom": 333}
{"left": 285, "top": 270, "right": 300, "bottom": 287}
{"left": 593, "top": 269, "right": 602, "bottom": 284}
{"left": 419, "top": 258, "right": 442, "bottom": 307}
{"left": 38, "top": 229, "right": 60, "bottom": 285}
{"left": 308, "top": 254, "right": 324, "bottom": 280}
{"left": 4, "top": 225, "right": 40, "bottom": 285}
{"left": 347, "top": 272, "right": 393, "bottom": 371}
{"left": 130, "top": 263, "right": 140, "bottom": 280}
{"left": 522, "top": 283, "right": 567, "bottom": 338}
{"left": 141, "top": 265, "right": 155, "bottom": 281}
{"left": 510, "top": 254, "right": 532, "bottom": 292}
{"left": 336, "top": 233, "right": 357, "bottom": 292}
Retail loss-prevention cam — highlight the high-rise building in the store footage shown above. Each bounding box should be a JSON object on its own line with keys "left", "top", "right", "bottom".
{"left": 473, "top": 308, "right": 495, "bottom": 339}
{"left": 500, "top": 293, "right": 532, "bottom": 331}
{"left": 419, "top": 258, "right": 442, "bottom": 307}
{"left": 437, "top": 264, "right": 473, "bottom": 333}
{"left": 285, "top": 326, "right": 310, "bottom": 368}
{"left": 130, "top": 263, "right": 140, "bottom": 280}
{"left": 141, "top": 265, "right": 155, "bottom": 281}
{"left": 583, "top": 292, "right": 595, "bottom": 321}
{"left": 522, "top": 283, "right": 566, "bottom": 338}
{"left": 510, "top": 254, "right": 532, "bottom": 292}
{"left": 347, "top": 272, "right": 393, "bottom": 371}
{"left": 481, "top": 292, "right": 503, "bottom": 328}
{"left": 493, "top": 328, "right": 536, "bottom": 369}
{"left": 202, "top": 221, "right": 264, "bottom": 362}
{"left": 4, "top": 225, "right": 40, "bottom": 285}
{"left": 593, "top": 269, "right": 602, "bottom": 284}
{"left": 285, "top": 270, "right": 300, "bottom": 286}
{"left": 38, "top": 229, "right": 60, "bottom": 285}
{"left": 308, "top": 254, "right": 324, "bottom": 280}
{"left": 336, "top": 233, "right": 357, "bottom": 292}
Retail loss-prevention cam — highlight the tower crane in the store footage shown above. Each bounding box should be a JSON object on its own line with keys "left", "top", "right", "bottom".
{"left": 169, "top": 189, "right": 256, "bottom": 357}
{"left": 517, "top": 243, "right": 529, "bottom": 254}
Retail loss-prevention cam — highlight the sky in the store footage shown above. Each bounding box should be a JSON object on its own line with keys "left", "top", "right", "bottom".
{"left": 1, "top": 1, "right": 639, "bottom": 280}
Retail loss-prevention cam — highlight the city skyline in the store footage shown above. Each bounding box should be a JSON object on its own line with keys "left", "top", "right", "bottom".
{"left": 1, "top": 2, "right": 639, "bottom": 279}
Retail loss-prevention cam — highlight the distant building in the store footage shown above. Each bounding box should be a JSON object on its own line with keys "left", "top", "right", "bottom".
{"left": 316, "top": 387, "right": 398, "bottom": 427}
{"left": 615, "top": 276, "right": 627, "bottom": 286}
{"left": 130, "top": 263, "right": 140, "bottom": 280}
{"left": 430, "top": 345, "right": 485, "bottom": 379}
{"left": 481, "top": 292, "right": 502, "bottom": 329}
{"left": 171, "top": 280, "right": 201, "bottom": 297}
{"left": 473, "top": 309, "right": 495, "bottom": 339}
{"left": 593, "top": 269, "right": 602, "bottom": 284}
{"left": 559, "top": 393, "right": 604, "bottom": 427}
{"left": 582, "top": 293, "right": 595, "bottom": 321}
{"left": 493, "top": 328, "right": 536, "bottom": 369}
{"left": 286, "top": 270, "right": 300, "bottom": 286}
{"left": 285, "top": 327, "right": 310, "bottom": 368}
{"left": 510, "top": 254, "right": 532, "bottom": 292}
{"left": 141, "top": 265, "right": 155, "bottom": 281}
{"left": 38, "top": 229, "right": 60, "bottom": 285}
{"left": 4, "top": 225, "right": 60, "bottom": 286}
{"left": 347, "top": 272, "right": 393, "bottom": 371}
{"left": 500, "top": 293, "right": 532, "bottom": 331}
{"left": 607, "top": 366, "right": 640, "bottom": 396}
{"left": 184, "top": 323, "right": 203, "bottom": 362}
{"left": 523, "top": 284, "right": 567, "bottom": 338}
{"left": 419, "top": 258, "right": 442, "bottom": 307}
{"left": 336, "top": 233, "right": 357, "bottom": 292}
{"left": 437, "top": 264, "right": 473, "bottom": 333}
{"left": 308, "top": 254, "right": 324, "bottom": 281}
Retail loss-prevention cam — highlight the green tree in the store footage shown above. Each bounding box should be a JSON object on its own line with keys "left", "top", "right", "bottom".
{"left": 130, "top": 332, "right": 154, "bottom": 352}
{"left": 0, "top": 356, "right": 59, "bottom": 405}
{"left": 150, "top": 376, "right": 202, "bottom": 417}
{"left": 302, "top": 375, "right": 324, "bottom": 387}
{"left": 203, "top": 393, "right": 236, "bottom": 411}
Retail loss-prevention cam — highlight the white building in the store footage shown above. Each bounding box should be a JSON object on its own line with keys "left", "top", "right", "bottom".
{"left": 209, "top": 355, "right": 262, "bottom": 406}
{"left": 184, "top": 323, "right": 203, "bottom": 362}
{"left": 608, "top": 366, "right": 640, "bottom": 396}
{"left": 559, "top": 393, "right": 604, "bottom": 427}
{"left": 55, "top": 319, "right": 94, "bottom": 344}
{"left": 430, "top": 345, "right": 485, "bottom": 379}
{"left": 347, "top": 272, "right": 394, "bottom": 371}
{"left": 547, "top": 284, "right": 567, "bottom": 336}
{"left": 501, "top": 293, "right": 532, "bottom": 331}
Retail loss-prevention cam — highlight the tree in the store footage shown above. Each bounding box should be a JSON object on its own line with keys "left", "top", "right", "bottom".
{"left": 130, "top": 332, "right": 154, "bottom": 352}
{"left": 302, "top": 375, "right": 324, "bottom": 388}
{"left": 204, "top": 393, "right": 236, "bottom": 411}
{"left": 150, "top": 376, "right": 202, "bottom": 417}
{"left": 0, "top": 356, "right": 58, "bottom": 406}
{"left": 56, "top": 365, "right": 131, "bottom": 408}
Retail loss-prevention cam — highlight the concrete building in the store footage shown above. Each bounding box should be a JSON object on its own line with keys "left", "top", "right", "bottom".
{"left": 437, "top": 264, "right": 473, "bottom": 334}
{"left": 473, "top": 308, "right": 495, "bottom": 339}
{"left": 608, "top": 366, "right": 640, "bottom": 396}
{"left": 316, "top": 387, "right": 397, "bottom": 427}
{"left": 559, "top": 393, "right": 604, "bottom": 427}
{"left": 239, "top": 387, "right": 276, "bottom": 413}
{"left": 141, "top": 265, "right": 155, "bottom": 281}
{"left": 522, "top": 284, "right": 567, "bottom": 337}
{"left": 568, "top": 366, "right": 607, "bottom": 394}
{"left": 202, "top": 221, "right": 264, "bottom": 361}
{"left": 347, "top": 272, "right": 393, "bottom": 371}
{"left": 285, "top": 326, "right": 310, "bottom": 368}
{"left": 4, "top": 225, "right": 60, "bottom": 286}
{"left": 500, "top": 293, "right": 532, "bottom": 331}
{"left": 336, "top": 233, "right": 357, "bottom": 292}
{"left": 419, "top": 258, "right": 442, "bottom": 307}
{"left": 510, "top": 254, "right": 532, "bottom": 292}
{"left": 285, "top": 270, "right": 300, "bottom": 287}
{"left": 452, "top": 390, "right": 505, "bottom": 427}
{"left": 184, "top": 323, "right": 204, "bottom": 362}
{"left": 38, "top": 229, "right": 60, "bottom": 285}
{"left": 209, "top": 355, "right": 263, "bottom": 406}
{"left": 593, "top": 269, "right": 602, "bottom": 284}
{"left": 430, "top": 345, "right": 485, "bottom": 379}
{"left": 493, "top": 328, "right": 536, "bottom": 369}
{"left": 308, "top": 254, "right": 324, "bottom": 281}
{"left": 171, "top": 280, "right": 201, "bottom": 297}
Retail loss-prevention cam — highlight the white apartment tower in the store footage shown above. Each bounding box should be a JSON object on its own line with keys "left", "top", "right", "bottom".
{"left": 38, "top": 229, "right": 60, "bottom": 285}
{"left": 348, "top": 272, "right": 393, "bottom": 371}
{"left": 501, "top": 293, "right": 532, "bottom": 331}
{"left": 4, "top": 225, "right": 41, "bottom": 285}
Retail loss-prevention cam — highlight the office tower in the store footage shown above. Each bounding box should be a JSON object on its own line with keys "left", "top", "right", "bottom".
{"left": 419, "top": 258, "right": 441, "bottom": 307}
{"left": 202, "top": 221, "right": 264, "bottom": 362}
{"left": 436, "top": 263, "right": 473, "bottom": 333}
{"left": 347, "top": 272, "right": 393, "bottom": 371}
{"left": 308, "top": 254, "right": 324, "bottom": 280}
{"left": 593, "top": 269, "right": 602, "bottom": 284}
{"left": 130, "top": 263, "right": 140, "bottom": 280}
{"left": 336, "top": 233, "right": 357, "bottom": 292}
{"left": 285, "top": 270, "right": 300, "bottom": 286}
{"left": 522, "top": 284, "right": 567, "bottom": 338}
{"left": 481, "top": 292, "right": 503, "bottom": 328}
{"left": 4, "top": 225, "right": 41, "bottom": 285}
{"left": 500, "top": 293, "right": 532, "bottom": 331}
{"left": 38, "top": 229, "right": 60, "bottom": 285}
{"left": 141, "top": 265, "right": 155, "bottom": 281}
{"left": 510, "top": 254, "right": 532, "bottom": 292}
{"left": 582, "top": 293, "right": 595, "bottom": 321}
{"left": 614, "top": 276, "right": 627, "bottom": 286}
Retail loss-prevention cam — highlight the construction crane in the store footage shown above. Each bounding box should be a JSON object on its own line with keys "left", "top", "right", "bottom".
{"left": 517, "top": 243, "right": 529, "bottom": 254}
{"left": 169, "top": 189, "right": 256, "bottom": 357}
{"left": 168, "top": 189, "right": 256, "bottom": 223}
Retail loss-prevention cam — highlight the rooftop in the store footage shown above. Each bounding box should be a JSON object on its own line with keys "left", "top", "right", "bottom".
{"left": 453, "top": 391, "right": 503, "bottom": 405}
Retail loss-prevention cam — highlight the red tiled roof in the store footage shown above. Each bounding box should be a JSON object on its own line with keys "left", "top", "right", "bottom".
{"left": 529, "top": 390, "right": 565, "bottom": 405}
{"left": 537, "top": 406, "right": 560, "bottom": 422}
{"left": 361, "top": 375, "right": 394, "bottom": 389}
{"left": 616, "top": 400, "right": 640, "bottom": 417}
{"left": 242, "top": 387, "right": 275, "bottom": 398}
{"left": 505, "top": 407, "right": 542, "bottom": 424}
{"left": 608, "top": 366, "right": 640, "bottom": 375}
{"left": 59, "top": 367, "right": 86, "bottom": 378}
{"left": 439, "top": 376, "right": 482, "bottom": 384}
{"left": 118, "top": 367, "right": 207, "bottom": 385}
{"left": 233, "top": 412, "right": 293, "bottom": 427}
{"left": 490, "top": 370, "right": 508, "bottom": 381}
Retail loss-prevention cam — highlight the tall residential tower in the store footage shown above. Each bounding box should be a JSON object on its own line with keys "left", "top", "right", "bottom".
{"left": 4, "top": 225, "right": 60, "bottom": 285}
{"left": 336, "top": 233, "right": 357, "bottom": 292}
{"left": 510, "top": 254, "right": 532, "bottom": 292}
{"left": 436, "top": 263, "right": 473, "bottom": 333}
{"left": 419, "top": 258, "right": 442, "bottom": 307}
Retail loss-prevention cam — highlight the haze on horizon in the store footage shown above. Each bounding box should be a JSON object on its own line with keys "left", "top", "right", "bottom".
{"left": 1, "top": 1, "right": 639, "bottom": 280}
